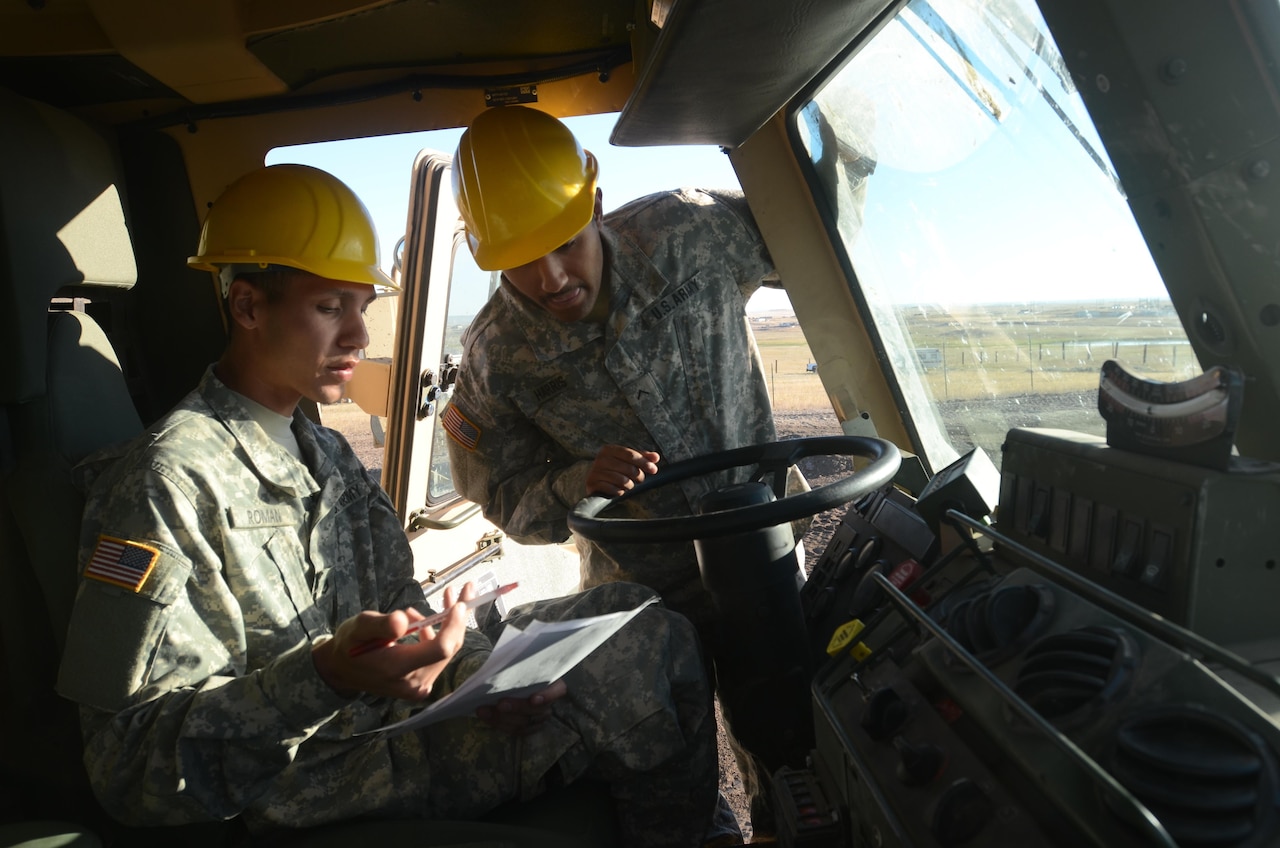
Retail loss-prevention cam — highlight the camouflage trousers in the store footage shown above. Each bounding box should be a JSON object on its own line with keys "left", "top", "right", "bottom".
{"left": 413, "top": 582, "right": 719, "bottom": 848}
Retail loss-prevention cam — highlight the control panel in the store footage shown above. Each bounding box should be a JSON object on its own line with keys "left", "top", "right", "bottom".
{"left": 803, "top": 558, "right": 1280, "bottom": 848}
{"left": 779, "top": 425, "right": 1280, "bottom": 847}
{"left": 997, "top": 427, "right": 1280, "bottom": 646}
{"left": 801, "top": 485, "right": 939, "bottom": 665}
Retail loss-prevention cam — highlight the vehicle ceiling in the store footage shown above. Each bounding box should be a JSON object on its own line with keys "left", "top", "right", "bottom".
{"left": 0, "top": 0, "right": 893, "bottom": 147}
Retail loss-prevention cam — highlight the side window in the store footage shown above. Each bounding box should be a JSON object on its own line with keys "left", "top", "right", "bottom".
{"left": 426, "top": 233, "right": 499, "bottom": 502}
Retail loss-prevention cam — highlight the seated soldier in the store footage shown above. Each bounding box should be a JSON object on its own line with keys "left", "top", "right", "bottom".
{"left": 55, "top": 163, "right": 722, "bottom": 847}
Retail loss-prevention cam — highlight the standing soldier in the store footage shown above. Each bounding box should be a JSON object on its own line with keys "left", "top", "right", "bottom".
{"left": 444, "top": 105, "right": 806, "bottom": 837}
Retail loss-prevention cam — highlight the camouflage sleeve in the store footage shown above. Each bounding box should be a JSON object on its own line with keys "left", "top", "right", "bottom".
{"left": 315, "top": 439, "right": 494, "bottom": 692}
{"left": 444, "top": 390, "right": 589, "bottom": 546}
{"left": 699, "top": 188, "right": 777, "bottom": 301}
{"left": 60, "top": 479, "right": 355, "bottom": 823}
{"left": 58, "top": 456, "right": 485, "bottom": 825}
{"left": 612, "top": 188, "right": 776, "bottom": 302}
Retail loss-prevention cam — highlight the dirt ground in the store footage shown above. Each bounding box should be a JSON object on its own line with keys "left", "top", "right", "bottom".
{"left": 320, "top": 402, "right": 849, "bottom": 841}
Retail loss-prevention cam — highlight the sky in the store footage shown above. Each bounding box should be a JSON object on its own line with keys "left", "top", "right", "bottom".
{"left": 266, "top": 67, "right": 1172, "bottom": 312}
{"left": 267, "top": 112, "right": 794, "bottom": 312}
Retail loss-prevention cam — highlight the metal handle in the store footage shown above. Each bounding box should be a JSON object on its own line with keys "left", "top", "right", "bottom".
{"left": 407, "top": 500, "right": 481, "bottom": 531}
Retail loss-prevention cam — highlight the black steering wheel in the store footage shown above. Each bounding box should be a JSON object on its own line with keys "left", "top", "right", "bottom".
{"left": 568, "top": 435, "right": 901, "bottom": 543}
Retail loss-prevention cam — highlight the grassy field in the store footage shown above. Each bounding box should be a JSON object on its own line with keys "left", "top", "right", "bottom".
{"left": 750, "top": 300, "right": 1195, "bottom": 413}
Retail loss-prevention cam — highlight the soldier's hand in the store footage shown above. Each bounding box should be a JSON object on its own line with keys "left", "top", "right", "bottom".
{"left": 312, "top": 586, "right": 470, "bottom": 700}
{"left": 475, "top": 679, "right": 568, "bottom": 736}
{"left": 586, "top": 444, "right": 660, "bottom": 497}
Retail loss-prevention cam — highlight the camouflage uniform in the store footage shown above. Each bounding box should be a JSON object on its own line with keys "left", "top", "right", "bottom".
{"left": 55, "top": 369, "right": 716, "bottom": 846}
{"left": 446, "top": 188, "right": 789, "bottom": 636}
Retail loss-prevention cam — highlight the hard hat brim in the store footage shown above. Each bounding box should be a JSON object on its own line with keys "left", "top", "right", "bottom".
{"left": 188, "top": 254, "right": 399, "bottom": 292}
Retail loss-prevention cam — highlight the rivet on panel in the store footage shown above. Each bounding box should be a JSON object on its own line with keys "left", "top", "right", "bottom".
{"left": 1161, "top": 57, "right": 1188, "bottom": 84}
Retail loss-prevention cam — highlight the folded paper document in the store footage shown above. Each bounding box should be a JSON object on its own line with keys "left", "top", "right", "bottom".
{"left": 375, "top": 596, "right": 657, "bottom": 736}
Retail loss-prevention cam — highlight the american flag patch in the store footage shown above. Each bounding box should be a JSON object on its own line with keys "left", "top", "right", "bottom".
{"left": 441, "top": 403, "right": 481, "bottom": 451}
{"left": 84, "top": 535, "right": 160, "bottom": 592}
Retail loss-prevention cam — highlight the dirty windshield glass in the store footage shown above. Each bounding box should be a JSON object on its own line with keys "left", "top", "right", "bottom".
{"left": 795, "top": 0, "right": 1199, "bottom": 470}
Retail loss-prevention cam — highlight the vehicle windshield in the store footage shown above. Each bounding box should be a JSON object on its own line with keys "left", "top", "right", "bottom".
{"left": 793, "top": 0, "right": 1200, "bottom": 471}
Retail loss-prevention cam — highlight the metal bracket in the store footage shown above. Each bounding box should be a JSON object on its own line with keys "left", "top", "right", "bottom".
{"left": 416, "top": 368, "right": 437, "bottom": 420}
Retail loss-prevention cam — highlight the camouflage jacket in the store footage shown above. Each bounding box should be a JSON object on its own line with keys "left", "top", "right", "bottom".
{"left": 56, "top": 368, "right": 495, "bottom": 830}
{"left": 445, "top": 189, "right": 782, "bottom": 627}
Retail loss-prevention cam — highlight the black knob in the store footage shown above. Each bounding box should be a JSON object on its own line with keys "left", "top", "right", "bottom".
{"left": 861, "top": 686, "right": 908, "bottom": 740}
{"left": 894, "top": 735, "right": 945, "bottom": 786}
{"left": 931, "top": 778, "right": 993, "bottom": 845}
{"left": 847, "top": 560, "right": 887, "bottom": 619}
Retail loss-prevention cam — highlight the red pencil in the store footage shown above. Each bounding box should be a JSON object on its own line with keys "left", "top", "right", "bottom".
{"left": 348, "top": 582, "right": 519, "bottom": 657}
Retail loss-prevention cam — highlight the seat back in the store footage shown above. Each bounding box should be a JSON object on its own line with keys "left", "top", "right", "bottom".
{"left": 9, "top": 311, "right": 144, "bottom": 644}
{"left": 0, "top": 86, "right": 142, "bottom": 831}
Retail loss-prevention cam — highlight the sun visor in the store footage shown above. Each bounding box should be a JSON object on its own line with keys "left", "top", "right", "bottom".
{"left": 612, "top": 0, "right": 888, "bottom": 149}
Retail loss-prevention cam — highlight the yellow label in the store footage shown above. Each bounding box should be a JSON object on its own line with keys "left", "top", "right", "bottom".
{"left": 826, "top": 619, "right": 865, "bottom": 657}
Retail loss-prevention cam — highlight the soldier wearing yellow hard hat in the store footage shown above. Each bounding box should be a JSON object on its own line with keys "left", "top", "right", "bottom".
{"left": 58, "top": 162, "right": 721, "bottom": 845}
{"left": 445, "top": 105, "right": 803, "bottom": 840}
{"left": 452, "top": 105, "right": 600, "bottom": 273}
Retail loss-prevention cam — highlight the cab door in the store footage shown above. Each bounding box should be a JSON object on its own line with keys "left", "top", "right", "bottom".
{"left": 386, "top": 151, "right": 580, "bottom": 604}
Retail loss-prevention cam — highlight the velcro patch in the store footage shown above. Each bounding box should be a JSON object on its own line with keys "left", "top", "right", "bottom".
{"left": 641, "top": 276, "right": 703, "bottom": 329}
{"left": 228, "top": 505, "right": 298, "bottom": 528}
{"left": 533, "top": 375, "right": 568, "bottom": 404}
{"left": 442, "top": 403, "right": 481, "bottom": 451}
{"left": 84, "top": 535, "right": 160, "bottom": 592}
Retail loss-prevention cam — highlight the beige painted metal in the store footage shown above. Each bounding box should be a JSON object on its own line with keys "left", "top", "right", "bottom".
{"left": 732, "top": 110, "right": 911, "bottom": 451}
{"left": 85, "top": 0, "right": 287, "bottom": 103}
{"left": 172, "top": 70, "right": 636, "bottom": 254}
{"left": 346, "top": 360, "right": 390, "bottom": 419}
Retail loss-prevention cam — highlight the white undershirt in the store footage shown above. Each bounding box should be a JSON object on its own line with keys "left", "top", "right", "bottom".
{"left": 234, "top": 392, "right": 303, "bottom": 461}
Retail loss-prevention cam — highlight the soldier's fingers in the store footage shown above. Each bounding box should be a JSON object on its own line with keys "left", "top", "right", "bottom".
{"left": 599, "top": 453, "right": 656, "bottom": 482}
{"left": 533, "top": 679, "right": 568, "bottom": 705}
{"left": 596, "top": 444, "right": 659, "bottom": 473}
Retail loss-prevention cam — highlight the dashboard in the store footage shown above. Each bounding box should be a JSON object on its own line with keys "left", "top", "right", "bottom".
{"left": 784, "top": 426, "right": 1280, "bottom": 847}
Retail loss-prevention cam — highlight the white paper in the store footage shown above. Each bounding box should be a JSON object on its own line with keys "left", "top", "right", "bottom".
{"left": 373, "top": 597, "right": 656, "bottom": 736}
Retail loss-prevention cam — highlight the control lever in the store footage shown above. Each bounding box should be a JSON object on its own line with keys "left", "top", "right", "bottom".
{"left": 861, "top": 686, "right": 908, "bottom": 740}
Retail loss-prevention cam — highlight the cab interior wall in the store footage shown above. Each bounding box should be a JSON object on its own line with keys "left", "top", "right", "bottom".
{"left": 168, "top": 69, "right": 637, "bottom": 225}
{"left": 1034, "top": 0, "right": 1280, "bottom": 460}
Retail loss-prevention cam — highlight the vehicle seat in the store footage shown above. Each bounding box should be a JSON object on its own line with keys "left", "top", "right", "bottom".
{"left": 0, "top": 86, "right": 143, "bottom": 840}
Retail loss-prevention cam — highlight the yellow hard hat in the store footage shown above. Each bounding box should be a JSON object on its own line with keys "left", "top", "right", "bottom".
{"left": 188, "top": 163, "right": 398, "bottom": 291}
{"left": 452, "top": 106, "right": 599, "bottom": 271}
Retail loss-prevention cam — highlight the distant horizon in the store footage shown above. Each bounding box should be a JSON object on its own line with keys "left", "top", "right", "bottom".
{"left": 438, "top": 294, "right": 1182, "bottom": 325}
